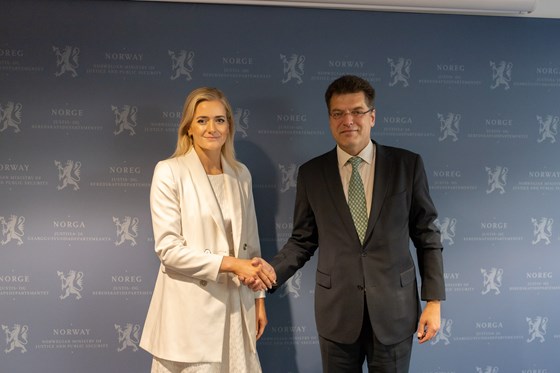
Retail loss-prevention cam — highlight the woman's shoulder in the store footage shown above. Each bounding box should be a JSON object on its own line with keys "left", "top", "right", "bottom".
{"left": 152, "top": 155, "right": 190, "bottom": 182}
{"left": 156, "top": 153, "right": 191, "bottom": 169}
{"left": 231, "top": 161, "right": 252, "bottom": 182}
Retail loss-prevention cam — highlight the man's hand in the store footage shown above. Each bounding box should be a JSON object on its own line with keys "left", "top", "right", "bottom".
{"left": 417, "top": 300, "right": 441, "bottom": 344}
{"left": 239, "top": 257, "right": 277, "bottom": 291}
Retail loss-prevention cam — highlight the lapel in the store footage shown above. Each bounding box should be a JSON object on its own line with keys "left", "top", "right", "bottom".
{"left": 322, "top": 148, "right": 361, "bottom": 244}
{"left": 222, "top": 157, "right": 243, "bottom": 257}
{"left": 184, "top": 150, "right": 227, "bottom": 239}
{"left": 323, "top": 141, "right": 392, "bottom": 247}
{"left": 364, "top": 142, "right": 391, "bottom": 243}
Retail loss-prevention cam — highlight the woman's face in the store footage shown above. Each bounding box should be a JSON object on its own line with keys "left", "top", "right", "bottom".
{"left": 188, "top": 100, "right": 229, "bottom": 155}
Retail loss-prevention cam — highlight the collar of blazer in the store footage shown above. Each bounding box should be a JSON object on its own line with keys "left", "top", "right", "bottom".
{"left": 183, "top": 149, "right": 244, "bottom": 255}
{"left": 367, "top": 141, "right": 391, "bottom": 242}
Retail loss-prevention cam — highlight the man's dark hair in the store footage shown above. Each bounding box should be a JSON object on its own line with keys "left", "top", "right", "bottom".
{"left": 324, "top": 75, "right": 375, "bottom": 110}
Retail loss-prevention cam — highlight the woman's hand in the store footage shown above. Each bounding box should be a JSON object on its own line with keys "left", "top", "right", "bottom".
{"left": 255, "top": 298, "right": 267, "bottom": 340}
{"left": 220, "top": 256, "right": 275, "bottom": 291}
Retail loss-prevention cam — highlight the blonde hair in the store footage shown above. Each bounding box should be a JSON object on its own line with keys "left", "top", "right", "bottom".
{"left": 171, "top": 87, "right": 239, "bottom": 170}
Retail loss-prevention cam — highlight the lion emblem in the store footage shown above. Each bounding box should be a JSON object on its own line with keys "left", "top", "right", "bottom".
{"left": 112, "top": 105, "right": 138, "bottom": 136}
{"left": 0, "top": 102, "right": 23, "bottom": 133}
{"left": 437, "top": 113, "right": 460, "bottom": 142}
{"left": 531, "top": 217, "right": 553, "bottom": 245}
{"left": 431, "top": 318, "right": 452, "bottom": 345}
{"left": 279, "top": 163, "right": 298, "bottom": 193}
{"left": 113, "top": 216, "right": 139, "bottom": 246}
{"left": 234, "top": 108, "right": 250, "bottom": 138}
{"left": 279, "top": 270, "right": 302, "bottom": 298}
{"left": 169, "top": 50, "right": 194, "bottom": 81}
{"left": 481, "top": 267, "right": 503, "bottom": 295}
{"left": 55, "top": 160, "right": 81, "bottom": 191}
{"left": 434, "top": 217, "right": 456, "bottom": 246}
{"left": 58, "top": 270, "right": 84, "bottom": 300}
{"left": 388, "top": 57, "right": 411, "bottom": 87}
{"left": 536, "top": 115, "right": 559, "bottom": 144}
{"left": 0, "top": 215, "right": 25, "bottom": 246}
{"left": 2, "top": 324, "right": 29, "bottom": 353}
{"left": 476, "top": 367, "right": 499, "bottom": 373}
{"left": 526, "top": 316, "right": 547, "bottom": 343}
{"left": 490, "top": 60, "right": 512, "bottom": 90}
{"left": 53, "top": 45, "right": 79, "bottom": 78}
{"left": 115, "top": 323, "right": 141, "bottom": 352}
{"left": 280, "top": 54, "right": 305, "bottom": 84}
{"left": 485, "top": 166, "right": 507, "bottom": 195}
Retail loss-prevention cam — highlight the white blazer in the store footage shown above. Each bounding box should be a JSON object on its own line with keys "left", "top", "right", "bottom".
{"left": 140, "top": 149, "right": 264, "bottom": 363}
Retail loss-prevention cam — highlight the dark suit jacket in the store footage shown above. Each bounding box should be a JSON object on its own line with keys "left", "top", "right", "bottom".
{"left": 271, "top": 141, "right": 445, "bottom": 346}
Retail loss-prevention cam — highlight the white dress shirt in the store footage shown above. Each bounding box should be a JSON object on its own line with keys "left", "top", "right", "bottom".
{"left": 336, "top": 141, "right": 376, "bottom": 216}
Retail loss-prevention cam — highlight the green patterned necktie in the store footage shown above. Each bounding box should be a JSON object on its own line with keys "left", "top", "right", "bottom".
{"left": 348, "top": 156, "right": 368, "bottom": 244}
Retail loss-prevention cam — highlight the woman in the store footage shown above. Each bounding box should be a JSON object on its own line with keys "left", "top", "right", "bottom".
{"left": 140, "top": 87, "right": 273, "bottom": 373}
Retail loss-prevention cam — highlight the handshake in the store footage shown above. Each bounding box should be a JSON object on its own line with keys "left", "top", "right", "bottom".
{"left": 238, "top": 257, "right": 277, "bottom": 292}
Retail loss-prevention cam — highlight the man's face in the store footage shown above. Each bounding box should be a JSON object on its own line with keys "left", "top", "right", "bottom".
{"left": 328, "top": 92, "right": 375, "bottom": 156}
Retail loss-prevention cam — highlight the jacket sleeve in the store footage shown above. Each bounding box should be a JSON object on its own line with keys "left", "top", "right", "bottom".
{"left": 409, "top": 154, "right": 446, "bottom": 301}
{"left": 270, "top": 164, "right": 319, "bottom": 289}
{"left": 242, "top": 165, "right": 266, "bottom": 299}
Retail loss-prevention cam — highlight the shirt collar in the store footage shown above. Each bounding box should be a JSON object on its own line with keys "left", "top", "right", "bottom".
{"left": 337, "top": 141, "right": 374, "bottom": 168}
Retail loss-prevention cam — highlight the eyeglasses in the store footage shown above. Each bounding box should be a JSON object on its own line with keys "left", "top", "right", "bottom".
{"left": 329, "top": 108, "right": 374, "bottom": 120}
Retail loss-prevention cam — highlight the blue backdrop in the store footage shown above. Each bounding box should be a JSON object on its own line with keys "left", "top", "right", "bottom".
{"left": 1, "top": 1, "right": 559, "bottom": 372}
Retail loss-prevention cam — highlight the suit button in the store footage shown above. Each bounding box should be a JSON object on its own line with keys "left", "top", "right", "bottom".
{"left": 243, "top": 243, "right": 247, "bottom": 251}
{"left": 200, "top": 280, "right": 207, "bottom": 287}
{"left": 357, "top": 285, "right": 364, "bottom": 291}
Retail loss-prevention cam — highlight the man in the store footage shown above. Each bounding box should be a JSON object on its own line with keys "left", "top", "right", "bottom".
{"left": 259, "top": 75, "right": 445, "bottom": 372}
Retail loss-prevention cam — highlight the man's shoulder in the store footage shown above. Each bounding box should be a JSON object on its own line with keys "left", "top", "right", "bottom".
{"left": 299, "top": 148, "right": 335, "bottom": 170}
{"left": 378, "top": 143, "right": 420, "bottom": 160}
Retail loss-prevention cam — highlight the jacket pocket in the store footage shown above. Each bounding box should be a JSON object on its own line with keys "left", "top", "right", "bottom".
{"left": 316, "top": 270, "right": 331, "bottom": 289}
{"left": 400, "top": 266, "right": 416, "bottom": 287}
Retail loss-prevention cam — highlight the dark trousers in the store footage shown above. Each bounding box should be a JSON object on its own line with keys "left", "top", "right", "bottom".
{"left": 319, "top": 304, "right": 413, "bottom": 373}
